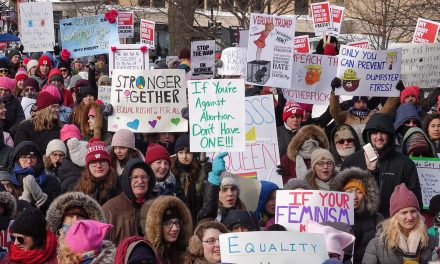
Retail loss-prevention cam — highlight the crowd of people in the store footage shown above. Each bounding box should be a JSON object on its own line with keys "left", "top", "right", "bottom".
{"left": 0, "top": 36, "right": 438, "bottom": 264}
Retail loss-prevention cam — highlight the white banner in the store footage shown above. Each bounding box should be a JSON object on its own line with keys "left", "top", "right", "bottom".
{"left": 191, "top": 40, "right": 215, "bottom": 79}
{"left": 20, "top": 2, "right": 55, "bottom": 52}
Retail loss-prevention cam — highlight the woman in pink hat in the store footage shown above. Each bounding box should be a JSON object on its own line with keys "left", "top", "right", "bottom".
{"left": 0, "top": 77, "right": 24, "bottom": 133}
{"left": 12, "top": 68, "right": 28, "bottom": 100}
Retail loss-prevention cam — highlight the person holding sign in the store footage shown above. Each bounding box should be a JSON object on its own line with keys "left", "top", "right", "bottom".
{"left": 363, "top": 183, "right": 437, "bottom": 264}
{"left": 304, "top": 148, "right": 337, "bottom": 190}
{"left": 422, "top": 113, "right": 440, "bottom": 157}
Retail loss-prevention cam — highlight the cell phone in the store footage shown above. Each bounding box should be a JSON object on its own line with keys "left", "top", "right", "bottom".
{"left": 363, "top": 143, "right": 378, "bottom": 162}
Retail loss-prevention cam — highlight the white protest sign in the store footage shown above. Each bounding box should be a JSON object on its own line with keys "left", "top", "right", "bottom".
{"left": 21, "top": 97, "right": 36, "bottom": 119}
{"left": 282, "top": 52, "right": 337, "bottom": 105}
{"left": 390, "top": 43, "right": 440, "bottom": 88}
{"left": 275, "top": 190, "right": 354, "bottom": 231}
{"left": 20, "top": 2, "right": 55, "bottom": 52}
{"left": 108, "top": 44, "right": 149, "bottom": 77}
{"left": 220, "top": 231, "right": 328, "bottom": 264}
{"left": 188, "top": 79, "right": 245, "bottom": 152}
{"left": 411, "top": 157, "right": 440, "bottom": 208}
{"left": 108, "top": 69, "right": 188, "bottom": 133}
{"left": 336, "top": 45, "right": 401, "bottom": 97}
{"left": 118, "top": 11, "right": 134, "bottom": 38}
{"left": 412, "top": 18, "right": 440, "bottom": 44}
{"left": 294, "top": 35, "right": 310, "bottom": 53}
{"left": 348, "top": 40, "right": 370, "bottom": 49}
{"left": 246, "top": 13, "right": 295, "bottom": 89}
{"left": 98, "top": 85, "right": 111, "bottom": 103}
{"left": 140, "top": 19, "right": 155, "bottom": 49}
{"left": 310, "top": 2, "right": 333, "bottom": 36}
{"left": 330, "top": 5, "right": 344, "bottom": 36}
{"left": 217, "top": 47, "right": 246, "bottom": 77}
{"left": 191, "top": 40, "right": 215, "bottom": 79}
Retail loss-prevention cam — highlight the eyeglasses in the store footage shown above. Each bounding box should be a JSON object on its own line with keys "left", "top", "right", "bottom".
{"left": 19, "top": 155, "right": 37, "bottom": 161}
{"left": 203, "top": 238, "right": 220, "bottom": 245}
{"left": 11, "top": 235, "right": 25, "bottom": 245}
{"left": 89, "top": 160, "right": 108, "bottom": 167}
{"left": 163, "top": 219, "right": 181, "bottom": 229}
{"left": 336, "top": 138, "right": 354, "bottom": 145}
{"left": 130, "top": 175, "right": 149, "bottom": 182}
{"left": 50, "top": 153, "right": 66, "bottom": 158}
{"left": 0, "top": 68, "right": 9, "bottom": 73}
{"left": 316, "top": 161, "right": 334, "bottom": 167}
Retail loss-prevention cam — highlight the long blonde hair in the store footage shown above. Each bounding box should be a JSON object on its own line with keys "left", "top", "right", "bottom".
{"left": 57, "top": 233, "right": 80, "bottom": 264}
{"left": 32, "top": 106, "right": 62, "bottom": 132}
{"left": 378, "top": 211, "right": 428, "bottom": 249}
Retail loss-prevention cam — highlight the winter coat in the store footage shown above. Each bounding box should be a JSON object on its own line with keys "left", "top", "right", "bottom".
{"left": 14, "top": 119, "right": 61, "bottom": 155}
{"left": 401, "top": 127, "right": 437, "bottom": 157}
{"left": 0, "top": 130, "right": 13, "bottom": 171}
{"left": 276, "top": 124, "right": 298, "bottom": 158}
{"left": 57, "top": 159, "right": 82, "bottom": 193}
{"left": 2, "top": 95, "right": 24, "bottom": 134}
{"left": 45, "top": 191, "right": 105, "bottom": 235}
{"left": 331, "top": 167, "right": 384, "bottom": 264}
{"left": 280, "top": 124, "right": 329, "bottom": 183}
{"left": 329, "top": 124, "right": 361, "bottom": 172}
{"left": 0, "top": 192, "right": 16, "bottom": 252}
{"left": 341, "top": 113, "right": 423, "bottom": 218}
{"left": 103, "top": 159, "right": 156, "bottom": 245}
{"left": 89, "top": 240, "right": 116, "bottom": 264}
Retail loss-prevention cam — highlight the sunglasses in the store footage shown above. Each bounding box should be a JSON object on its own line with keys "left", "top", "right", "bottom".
{"left": 0, "top": 69, "right": 8, "bottom": 73}
{"left": 336, "top": 138, "right": 354, "bottom": 145}
{"left": 11, "top": 235, "right": 25, "bottom": 244}
{"left": 404, "top": 119, "right": 418, "bottom": 125}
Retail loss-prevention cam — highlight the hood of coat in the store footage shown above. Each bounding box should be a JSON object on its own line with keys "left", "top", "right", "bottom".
{"left": 287, "top": 124, "right": 329, "bottom": 161}
{"left": 330, "top": 167, "right": 380, "bottom": 216}
{"left": 255, "top": 181, "right": 278, "bottom": 218}
{"left": 394, "top": 103, "right": 421, "bottom": 131}
{"left": 46, "top": 191, "right": 105, "bottom": 234}
{"left": 329, "top": 124, "right": 362, "bottom": 165}
{"left": 115, "top": 236, "right": 160, "bottom": 264}
{"left": 362, "top": 113, "right": 395, "bottom": 149}
{"left": 0, "top": 191, "right": 16, "bottom": 218}
{"left": 120, "top": 158, "right": 156, "bottom": 202}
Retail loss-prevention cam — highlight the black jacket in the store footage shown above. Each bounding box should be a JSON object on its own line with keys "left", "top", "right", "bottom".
{"left": 276, "top": 125, "right": 297, "bottom": 158}
{"left": 57, "top": 159, "right": 82, "bottom": 193}
{"left": 3, "top": 95, "right": 24, "bottom": 134}
{"left": 14, "top": 119, "right": 61, "bottom": 155}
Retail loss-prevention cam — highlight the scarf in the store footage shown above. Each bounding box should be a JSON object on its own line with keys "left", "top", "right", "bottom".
{"left": 315, "top": 178, "right": 331, "bottom": 190}
{"left": 153, "top": 173, "right": 176, "bottom": 196}
{"left": 11, "top": 164, "right": 48, "bottom": 187}
{"left": 349, "top": 107, "right": 369, "bottom": 118}
{"left": 399, "top": 231, "right": 421, "bottom": 256}
{"left": 296, "top": 139, "right": 319, "bottom": 179}
{"left": 9, "top": 231, "right": 57, "bottom": 264}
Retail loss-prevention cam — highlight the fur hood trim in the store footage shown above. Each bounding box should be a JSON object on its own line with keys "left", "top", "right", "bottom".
{"left": 330, "top": 167, "right": 380, "bottom": 216}
{"left": 46, "top": 192, "right": 105, "bottom": 234}
{"left": 287, "top": 124, "right": 329, "bottom": 161}
{"left": 0, "top": 191, "right": 16, "bottom": 218}
{"left": 91, "top": 240, "right": 116, "bottom": 264}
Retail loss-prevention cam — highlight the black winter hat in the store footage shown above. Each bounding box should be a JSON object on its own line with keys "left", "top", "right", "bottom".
{"left": 58, "top": 60, "right": 71, "bottom": 71}
{"left": 7, "top": 49, "right": 21, "bottom": 59}
{"left": 0, "top": 60, "right": 10, "bottom": 70}
{"left": 223, "top": 210, "right": 258, "bottom": 231}
{"left": 162, "top": 208, "right": 181, "bottom": 223}
{"left": 174, "top": 134, "right": 190, "bottom": 152}
{"left": 13, "top": 141, "right": 42, "bottom": 162}
{"left": 11, "top": 207, "right": 46, "bottom": 239}
{"left": 76, "top": 85, "right": 95, "bottom": 104}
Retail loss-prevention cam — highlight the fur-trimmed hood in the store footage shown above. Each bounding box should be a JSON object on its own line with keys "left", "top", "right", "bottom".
{"left": 287, "top": 124, "right": 329, "bottom": 161}
{"left": 91, "top": 240, "right": 116, "bottom": 264}
{"left": 330, "top": 167, "right": 380, "bottom": 216}
{"left": 46, "top": 191, "right": 105, "bottom": 234}
{"left": 0, "top": 191, "right": 16, "bottom": 218}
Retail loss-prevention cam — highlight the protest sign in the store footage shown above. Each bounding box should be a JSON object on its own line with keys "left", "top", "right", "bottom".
{"left": 118, "top": 11, "right": 134, "bottom": 38}
{"left": 108, "top": 44, "right": 149, "bottom": 76}
{"left": 19, "top": 2, "right": 55, "bottom": 52}
{"left": 330, "top": 5, "right": 344, "bottom": 36}
{"left": 220, "top": 231, "right": 328, "bottom": 263}
{"left": 217, "top": 47, "right": 246, "bottom": 76}
{"left": 21, "top": 97, "right": 36, "bottom": 119}
{"left": 98, "top": 85, "right": 111, "bottom": 103}
{"left": 282, "top": 52, "right": 337, "bottom": 104}
{"left": 348, "top": 40, "right": 370, "bottom": 49}
{"left": 191, "top": 40, "right": 215, "bottom": 79}
{"left": 390, "top": 43, "right": 440, "bottom": 88}
{"left": 140, "top": 19, "right": 155, "bottom": 49}
{"left": 411, "top": 157, "right": 440, "bottom": 208}
{"left": 310, "top": 2, "right": 333, "bottom": 36}
{"left": 294, "top": 35, "right": 310, "bottom": 53}
{"left": 336, "top": 45, "right": 401, "bottom": 97}
{"left": 276, "top": 190, "right": 354, "bottom": 231}
{"left": 246, "top": 13, "right": 295, "bottom": 89}
{"left": 188, "top": 79, "right": 245, "bottom": 152}
{"left": 60, "top": 15, "right": 119, "bottom": 58}
{"left": 412, "top": 18, "right": 440, "bottom": 44}
{"left": 107, "top": 69, "right": 188, "bottom": 133}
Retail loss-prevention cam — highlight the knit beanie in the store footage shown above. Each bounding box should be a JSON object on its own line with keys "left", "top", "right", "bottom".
{"left": 97, "top": 75, "right": 111, "bottom": 86}
{"left": 60, "top": 124, "right": 81, "bottom": 142}
{"left": 15, "top": 68, "right": 28, "bottom": 81}
{"left": 0, "top": 170, "right": 11, "bottom": 182}
{"left": 23, "top": 78, "right": 40, "bottom": 91}
{"left": 67, "top": 138, "right": 87, "bottom": 167}
{"left": 27, "top": 59, "right": 38, "bottom": 72}
{"left": 282, "top": 101, "right": 304, "bottom": 122}
{"left": 220, "top": 171, "right": 239, "bottom": 190}
{"left": 174, "top": 134, "right": 190, "bottom": 152}
{"left": 111, "top": 129, "right": 135, "bottom": 149}
{"left": 334, "top": 125, "right": 355, "bottom": 144}
{"left": 69, "top": 75, "right": 83, "bottom": 90}
{"left": 36, "top": 91, "right": 59, "bottom": 111}
{"left": 162, "top": 208, "right": 181, "bottom": 223}
{"left": 406, "top": 132, "right": 430, "bottom": 156}
{"left": 400, "top": 86, "right": 420, "bottom": 104}
{"left": 38, "top": 55, "right": 52, "bottom": 68}
{"left": 350, "top": 96, "right": 369, "bottom": 108}
{"left": 311, "top": 148, "right": 335, "bottom": 168}
{"left": 7, "top": 49, "right": 21, "bottom": 59}
{"left": 48, "top": 68, "right": 63, "bottom": 83}
{"left": 11, "top": 208, "right": 46, "bottom": 240}
{"left": 283, "top": 178, "right": 312, "bottom": 190}
{"left": 343, "top": 179, "right": 366, "bottom": 195}
{"left": 389, "top": 183, "right": 420, "bottom": 216}
{"left": 58, "top": 60, "right": 71, "bottom": 71}
{"left": 85, "top": 139, "right": 111, "bottom": 166}
{"left": 41, "top": 84, "right": 62, "bottom": 101}
{"left": 76, "top": 84, "right": 95, "bottom": 103}
{"left": 0, "top": 77, "right": 14, "bottom": 91}
{"left": 65, "top": 220, "right": 112, "bottom": 254}
{"left": 145, "top": 143, "right": 170, "bottom": 164}
{"left": 46, "top": 139, "right": 67, "bottom": 156}
{"left": 297, "top": 102, "right": 313, "bottom": 112}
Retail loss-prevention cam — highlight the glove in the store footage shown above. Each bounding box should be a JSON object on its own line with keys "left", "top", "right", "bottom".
{"left": 23, "top": 175, "right": 48, "bottom": 208}
{"left": 396, "top": 80, "right": 405, "bottom": 92}
{"left": 331, "top": 77, "right": 342, "bottom": 91}
{"left": 202, "top": 157, "right": 212, "bottom": 175}
{"left": 208, "top": 152, "right": 228, "bottom": 186}
{"left": 103, "top": 103, "right": 113, "bottom": 116}
{"left": 276, "top": 165, "right": 286, "bottom": 176}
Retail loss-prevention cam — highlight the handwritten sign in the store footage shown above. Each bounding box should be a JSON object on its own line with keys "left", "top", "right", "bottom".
{"left": 336, "top": 45, "right": 401, "bottom": 97}
{"left": 188, "top": 79, "right": 245, "bottom": 152}
{"left": 98, "top": 85, "right": 111, "bottom": 103}
{"left": 108, "top": 69, "right": 188, "bottom": 133}
{"left": 390, "top": 43, "right": 440, "bottom": 88}
{"left": 311, "top": 2, "right": 332, "bottom": 36}
{"left": 294, "top": 35, "right": 310, "bottom": 53}
{"left": 217, "top": 47, "right": 246, "bottom": 77}
{"left": 140, "top": 19, "right": 155, "bottom": 49}
{"left": 108, "top": 44, "right": 149, "bottom": 77}
{"left": 348, "top": 40, "right": 370, "bottom": 49}
{"left": 118, "top": 11, "right": 134, "bottom": 38}
{"left": 330, "top": 5, "right": 344, "bottom": 36}
{"left": 411, "top": 157, "right": 440, "bottom": 208}
{"left": 21, "top": 97, "right": 36, "bottom": 119}
{"left": 19, "top": 2, "right": 55, "bottom": 52}
{"left": 275, "top": 190, "right": 354, "bottom": 231}
{"left": 412, "top": 18, "right": 440, "bottom": 44}
{"left": 60, "top": 15, "right": 119, "bottom": 58}
{"left": 220, "top": 231, "right": 328, "bottom": 263}
{"left": 191, "top": 40, "right": 215, "bottom": 79}
{"left": 246, "top": 13, "right": 295, "bottom": 89}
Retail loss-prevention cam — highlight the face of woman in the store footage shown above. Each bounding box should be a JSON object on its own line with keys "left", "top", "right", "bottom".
{"left": 314, "top": 160, "right": 335, "bottom": 182}
{"left": 50, "top": 104, "right": 59, "bottom": 120}
{"left": 49, "top": 151, "right": 65, "bottom": 166}
{"left": 219, "top": 185, "right": 238, "bottom": 208}
{"left": 17, "top": 79, "right": 24, "bottom": 89}
{"left": 150, "top": 159, "right": 170, "bottom": 180}
{"left": 18, "top": 154, "right": 38, "bottom": 168}
{"left": 264, "top": 190, "right": 276, "bottom": 215}
{"left": 113, "top": 146, "right": 129, "bottom": 161}
{"left": 11, "top": 233, "right": 34, "bottom": 251}
{"left": 396, "top": 207, "right": 418, "bottom": 231}
{"left": 202, "top": 228, "right": 222, "bottom": 264}
{"left": 428, "top": 118, "right": 440, "bottom": 140}
{"left": 88, "top": 114, "right": 95, "bottom": 131}
{"left": 39, "top": 65, "right": 50, "bottom": 76}
{"left": 344, "top": 187, "right": 364, "bottom": 209}
{"left": 82, "top": 95, "right": 94, "bottom": 106}
{"left": 0, "top": 102, "right": 6, "bottom": 120}
{"left": 88, "top": 160, "right": 110, "bottom": 178}
{"left": 162, "top": 218, "right": 180, "bottom": 244}
{"left": 63, "top": 214, "right": 85, "bottom": 227}
{"left": 177, "top": 149, "right": 193, "bottom": 165}
{"left": 29, "top": 67, "right": 37, "bottom": 76}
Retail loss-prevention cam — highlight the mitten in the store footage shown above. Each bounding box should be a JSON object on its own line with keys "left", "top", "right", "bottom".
{"left": 18, "top": 185, "right": 32, "bottom": 203}
{"left": 331, "top": 77, "right": 342, "bottom": 91}
{"left": 23, "top": 175, "right": 48, "bottom": 207}
{"left": 208, "top": 152, "right": 228, "bottom": 186}
{"left": 396, "top": 80, "right": 405, "bottom": 92}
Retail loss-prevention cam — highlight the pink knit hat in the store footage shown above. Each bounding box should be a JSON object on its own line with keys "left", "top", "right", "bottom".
{"left": 389, "top": 183, "right": 420, "bottom": 216}
{"left": 111, "top": 129, "right": 135, "bottom": 149}
{"left": 15, "top": 68, "right": 28, "bottom": 81}
{"left": 41, "top": 84, "right": 61, "bottom": 101}
{"left": 65, "top": 220, "right": 112, "bottom": 253}
{"left": 60, "top": 124, "right": 81, "bottom": 142}
{"left": 400, "top": 86, "right": 420, "bottom": 104}
{"left": 0, "top": 77, "right": 15, "bottom": 91}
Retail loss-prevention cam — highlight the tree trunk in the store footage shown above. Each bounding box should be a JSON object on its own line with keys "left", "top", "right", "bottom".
{"left": 167, "top": 0, "right": 198, "bottom": 56}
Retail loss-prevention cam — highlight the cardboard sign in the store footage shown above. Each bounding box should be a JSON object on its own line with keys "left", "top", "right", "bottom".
{"left": 108, "top": 69, "right": 188, "bottom": 133}
{"left": 336, "top": 45, "right": 401, "bottom": 97}
{"left": 246, "top": 13, "right": 295, "bottom": 89}
{"left": 191, "top": 40, "right": 215, "bottom": 79}
{"left": 188, "top": 79, "right": 245, "bottom": 152}
{"left": 220, "top": 231, "right": 328, "bottom": 264}
{"left": 294, "top": 35, "right": 310, "bottom": 53}
{"left": 98, "top": 85, "right": 111, "bottom": 103}
{"left": 348, "top": 40, "right": 370, "bottom": 49}
{"left": 412, "top": 18, "right": 440, "bottom": 44}
{"left": 390, "top": 43, "right": 440, "bottom": 88}
{"left": 275, "top": 190, "right": 354, "bottom": 231}
{"left": 310, "top": 2, "right": 333, "bottom": 36}
{"left": 19, "top": 2, "right": 55, "bottom": 52}
{"left": 217, "top": 47, "right": 247, "bottom": 76}
{"left": 108, "top": 44, "right": 149, "bottom": 76}
{"left": 411, "top": 157, "right": 440, "bottom": 208}
{"left": 140, "top": 19, "right": 155, "bottom": 49}
{"left": 60, "top": 15, "right": 119, "bottom": 58}
{"left": 118, "top": 11, "right": 134, "bottom": 38}
{"left": 330, "top": 5, "right": 344, "bottom": 36}
{"left": 21, "top": 97, "right": 36, "bottom": 119}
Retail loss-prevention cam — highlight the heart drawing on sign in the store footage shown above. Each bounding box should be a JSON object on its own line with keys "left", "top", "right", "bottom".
{"left": 171, "top": 118, "right": 180, "bottom": 126}
{"left": 148, "top": 120, "right": 157, "bottom": 128}
{"left": 127, "top": 119, "right": 140, "bottom": 130}
{"left": 157, "top": 116, "right": 162, "bottom": 120}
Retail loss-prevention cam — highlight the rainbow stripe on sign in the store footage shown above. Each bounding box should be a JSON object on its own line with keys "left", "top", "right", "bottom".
{"left": 237, "top": 172, "right": 257, "bottom": 179}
